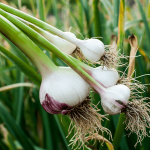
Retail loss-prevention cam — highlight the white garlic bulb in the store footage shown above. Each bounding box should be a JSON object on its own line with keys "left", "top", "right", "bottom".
{"left": 39, "top": 67, "right": 91, "bottom": 114}
{"left": 62, "top": 32, "right": 105, "bottom": 62}
{"left": 76, "top": 39, "right": 105, "bottom": 62}
{"left": 90, "top": 66, "right": 119, "bottom": 88}
{"left": 100, "top": 84, "right": 130, "bottom": 115}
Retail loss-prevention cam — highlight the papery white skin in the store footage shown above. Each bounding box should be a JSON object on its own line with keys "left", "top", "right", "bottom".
{"left": 40, "top": 67, "right": 91, "bottom": 107}
{"left": 90, "top": 66, "right": 119, "bottom": 88}
{"left": 44, "top": 31, "right": 76, "bottom": 54}
{"left": 100, "top": 84, "right": 130, "bottom": 115}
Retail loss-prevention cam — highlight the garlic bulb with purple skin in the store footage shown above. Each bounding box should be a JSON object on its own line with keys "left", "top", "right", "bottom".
{"left": 39, "top": 67, "right": 91, "bottom": 115}
{"left": 39, "top": 66, "right": 112, "bottom": 147}
{"left": 39, "top": 64, "right": 121, "bottom": 116}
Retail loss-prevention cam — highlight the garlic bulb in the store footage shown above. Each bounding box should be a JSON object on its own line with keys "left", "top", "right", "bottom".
{"left": 43, "top": 31, "right": 76, "bottom": 54}
{"left": 40, "top": 67, "right": 91, "bottom": 115}
{"left": 76, "top": 39, "right": 105, "bottom": 62}
{"left": 100, "top": 84, "right": 130, "bottom": 115}
{"left": 62, "top": 32, "right": 105, "bottom": 62}
{"left": 90, "top": 66, "right": 119, "bottom": 88}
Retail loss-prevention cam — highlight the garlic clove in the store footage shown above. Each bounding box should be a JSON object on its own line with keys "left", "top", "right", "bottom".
{"left": 39, "top": 67, "right": 91, "bottom": 113}
{"left": 91, "top": 66, "right": 119, "bottom": 88}
{"left": 44, "top": 31, "right": 76, "bottom": 54}
{"left": 100, "top": 84, "right": 130, "bottom": 115}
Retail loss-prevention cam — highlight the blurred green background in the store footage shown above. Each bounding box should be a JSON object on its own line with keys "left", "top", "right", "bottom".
{"left": 0, "top": 0, "right": 150, "bottom": 150}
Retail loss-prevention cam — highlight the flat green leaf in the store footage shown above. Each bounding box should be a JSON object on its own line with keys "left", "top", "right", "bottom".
{"left": 0, "top": 65, "right": 16, "bottom": 73}
{"left": 117, "top": 0, "right": 125, "bottom": 50}
{"left": 136, "top": 0, "right": 150, "bottom": 44}
{"left": 113, "top": 0, "right": 120, "bottom": 29}
{"left": 100, "top": 0, "right": 113, "bottom": 20}
{"left": 79, "top": 0, "right": 94, "bottom": 37}
{"left": 0, "top": 101, "right": 35, "bottom": 150}
{"left": 93, "top": 0, "right": 102, "bottom": 38}
{"left": 37, "top": 0, "right": 45, "bottom": 22}
{"left": 114, "top": 19, "right": 150, "bottom": 32}
{"left": 14, "top": 72, "right": 25, "bottom": 125}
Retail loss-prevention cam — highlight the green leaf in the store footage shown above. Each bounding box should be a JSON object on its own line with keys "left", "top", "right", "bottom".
{"left": 0, "top": 101, "right": 35, "bottom": 150}
{"left": 79, "top": 0, "right": 94, "bottom": 37}
{"left": 7, "top": 135, "right": 18, "bottom": 150}
{"left": 114, "top": 19, "right": 150, "bottom": 32}
{"left": 117, "top": 0, "right": 125, "bottom": 51}
{"left": 52, "top": 0, "right": 59, "bottom": 28}
{"left": 0, "top": 46, "right": 41, "bottom": 86}
{"left": 14, "top": 72, "right": 25, "bottom": 125}
{"left": 100, "top": 0, "right": 113, "bottom": 20}
{"left": 0, "top": 66, "right": 16, "bottom": 73}
{"left": 93, "top": 0, "right": 102, "bottom": 38}
{"left": 113, "top": 0, "right": 120, "bottom": 29}
{"left": 54, "top": 115, "right": 71, "bottom": 150}
{"left": 136, "top": 0, "right": 150, "bottom": 44}
{"left": 37, "top": 0, "right": 45, "bottom": 22}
